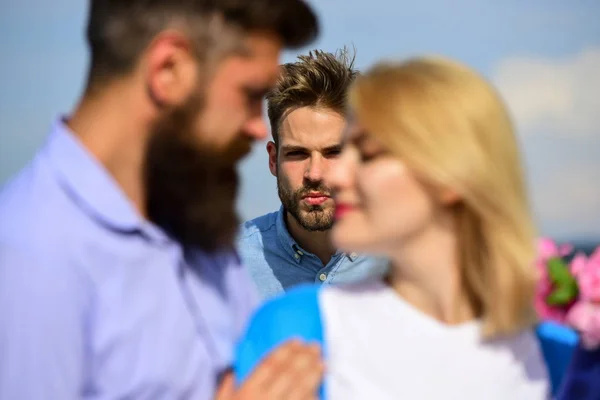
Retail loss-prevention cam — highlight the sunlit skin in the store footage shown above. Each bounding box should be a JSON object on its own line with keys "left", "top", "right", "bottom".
{"left": 69, "top": 31, "right": 282, "bottom": 218}
{"left": 198, "top": 32, "right": 283, "bottom": 156}
{"left": 267, "top": 106, "right": 346, "bottom": 264}
{"left": 326, "top": 118, "right": 474, "bottom": 325}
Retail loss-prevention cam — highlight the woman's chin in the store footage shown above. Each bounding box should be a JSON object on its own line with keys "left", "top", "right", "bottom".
{"left": 331, "top": 222, "right": 376, "bottom": 255}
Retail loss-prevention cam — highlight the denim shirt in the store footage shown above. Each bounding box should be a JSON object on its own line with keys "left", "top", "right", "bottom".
{"left": 236, "top": 206, "right": 388, "bottom": 299}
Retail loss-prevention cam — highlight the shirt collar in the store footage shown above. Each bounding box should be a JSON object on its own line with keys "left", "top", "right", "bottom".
{"left": 275, "top": 205, "right": 358, "bottom": 263}
{"left": 45, "top": 118, "right": 168, "bottom": 242}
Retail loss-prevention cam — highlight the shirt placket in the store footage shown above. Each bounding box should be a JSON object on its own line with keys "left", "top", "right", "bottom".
{"left": 174, "top": 252, "right": 228, "bottom": 383}
{"left": 315, "top": 254, "right": 344, "bottom": 284}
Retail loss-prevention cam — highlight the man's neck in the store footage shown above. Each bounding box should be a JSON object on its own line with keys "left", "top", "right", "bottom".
{"left": 67, "top": 85, "right": 151, "bottom": 218}
{"left": 284, "top": 211, "right": 336, "bottom": 265}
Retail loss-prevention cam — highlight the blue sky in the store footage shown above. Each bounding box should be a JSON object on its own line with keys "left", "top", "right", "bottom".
{"left": 1, "top": 0, "right": 599, "bottom": 241}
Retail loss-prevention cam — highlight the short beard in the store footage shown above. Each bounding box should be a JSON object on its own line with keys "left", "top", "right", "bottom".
{"left": 144, "top": 93, "right": 239, "bottom": 253}
{"left": 277, "top": 171, "right": 334, "bottom": 232}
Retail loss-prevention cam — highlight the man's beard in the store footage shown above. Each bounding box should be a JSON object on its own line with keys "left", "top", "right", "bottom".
{"left": 277, "top": 171, "right": 334, "bottom": 232}
{"left": 144, "top": 93, "right": 244, "bottom": 252}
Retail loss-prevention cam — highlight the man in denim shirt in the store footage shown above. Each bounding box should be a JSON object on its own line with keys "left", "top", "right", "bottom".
{"left": 237, "top": 48, "right": 387, "bottom": 299}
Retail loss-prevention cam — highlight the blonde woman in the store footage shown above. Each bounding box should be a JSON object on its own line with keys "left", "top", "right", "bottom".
{"left": 234, "top": 56, "right": 573, "bottom": 399}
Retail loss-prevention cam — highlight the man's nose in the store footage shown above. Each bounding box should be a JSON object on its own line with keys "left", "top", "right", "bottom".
{"left": 304, "top": 155, "right": 325, "bottom": 182}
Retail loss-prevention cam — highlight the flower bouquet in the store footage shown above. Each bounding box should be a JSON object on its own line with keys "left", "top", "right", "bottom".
{"left": 535, "top": 238, "right": 600, "bottom": 350}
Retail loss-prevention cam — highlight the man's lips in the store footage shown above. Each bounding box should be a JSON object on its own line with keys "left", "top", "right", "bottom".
{"left": 302, "top": 193, "right": 331, "bottom": 206}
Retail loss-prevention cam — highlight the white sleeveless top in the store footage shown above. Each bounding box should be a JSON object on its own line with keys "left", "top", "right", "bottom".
{"left": 320, "top": 280, "right": 551, "bottom": 400}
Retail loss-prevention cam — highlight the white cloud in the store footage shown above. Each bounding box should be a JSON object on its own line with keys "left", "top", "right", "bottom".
{"left": 531, "top": 169, "right": 600, "bottom": 239}
{"left": 493, "top": 48, "right": 600, "bottom": 136}
{"left": 493, "top": 49, "right": 600, "bottom": 239}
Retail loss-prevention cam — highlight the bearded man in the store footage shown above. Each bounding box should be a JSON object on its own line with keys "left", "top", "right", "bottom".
{"left": 237, "top": 49, "right": 387, "bottom": 299}
{"left": 0, "top": 1, "right": 325, "bottom": 398}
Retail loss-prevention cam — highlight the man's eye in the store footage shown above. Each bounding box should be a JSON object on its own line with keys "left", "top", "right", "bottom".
{"left": 286, "top": 151, "right": 305, "bottom": 157}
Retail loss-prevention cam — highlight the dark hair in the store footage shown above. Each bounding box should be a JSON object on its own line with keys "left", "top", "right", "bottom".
{"left": 85, "top": 0, "right": 318, "bottom": 88}
{"left": 266, "top": 47, "right": 358, "bottom": 147}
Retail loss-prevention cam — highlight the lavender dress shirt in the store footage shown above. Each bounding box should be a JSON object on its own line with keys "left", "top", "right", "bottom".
{"left": 0, "top": 119, "right": 258, "bottom": 399}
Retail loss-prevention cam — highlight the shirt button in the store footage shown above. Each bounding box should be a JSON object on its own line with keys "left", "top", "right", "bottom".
{"left": 294, "top": 254, "right": 300, "bottom": 260}
{"left": 319, "top": 273, "right": 327, "bottom": 282}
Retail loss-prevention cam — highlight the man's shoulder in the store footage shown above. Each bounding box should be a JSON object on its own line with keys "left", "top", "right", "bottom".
{"left": 0, "top": 157, "right": 96, "bottom": 280}
{"left": 0, "top": 157, "right": 62, "bottom": 241}
{"left": 237, "top": 210, "right": 279, "bottom": 242}
{"left": 0, "top": 165, "right": 93, "bottom": 301}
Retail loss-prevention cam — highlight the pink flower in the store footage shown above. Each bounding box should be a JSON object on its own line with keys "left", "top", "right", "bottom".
{"left": 566, "top": 301, "right": 600, "bottom": 350}
{"left": 573, "top": 247, "right": 600, "bottom": 302}
{"left": 536, "top": 242, "right": 600, "bottom": 349}
{"left": 592, "top": 246, "right": 600, "bottom": 262}
{"left": 570, "top": 252, "right": 588, "bottom": 276}
{"left": 538, "top": 237, "right": 573, "bottom": 261}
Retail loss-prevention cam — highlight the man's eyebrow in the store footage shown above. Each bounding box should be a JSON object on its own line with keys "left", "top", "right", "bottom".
{"left": 280, "top": 144, "right": 343, "bottom": 153}
{"left": 323, "top": 144, "right": 343, "bottom": 152}
{"left": 280, "top": 145, "right": 308, "bottom": 152}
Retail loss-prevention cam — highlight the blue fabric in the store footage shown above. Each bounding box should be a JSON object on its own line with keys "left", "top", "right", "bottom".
{"left": 236, "top": 206, "right": 388, "bottom": 299}
{"left": 236, "top": 284, "right": 587, "bottom": 399}
{"left": 535, "top": 321, "right": 579, "bottom": 395}
{"left": 556, "top": 345, "right": 600, "bottom": 400}
{"left": 0, "top": 119, "right": 259, "bottom": 399}
{"left": 234, "top": 284, "right": 326, "bottom": 398}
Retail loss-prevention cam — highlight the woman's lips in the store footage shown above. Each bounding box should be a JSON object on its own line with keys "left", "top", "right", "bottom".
{"left": 334, "top": 203, "right": 355, "bottom": 219}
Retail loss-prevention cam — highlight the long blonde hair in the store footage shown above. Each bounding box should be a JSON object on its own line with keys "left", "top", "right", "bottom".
{"left": 349, "top": 56, "right": 537, "bottom": 338}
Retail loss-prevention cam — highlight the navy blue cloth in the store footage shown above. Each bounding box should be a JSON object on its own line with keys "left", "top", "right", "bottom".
{"left": 556, "top": 345, "right": 600, "bottom": 400}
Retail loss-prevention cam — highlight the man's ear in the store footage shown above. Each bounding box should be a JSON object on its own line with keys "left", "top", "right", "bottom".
{"left": 267, "top": 141, "right": 278, "bottom": 177}
{"left": 145, "top": 31, "right": 197, "bottom": 108}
